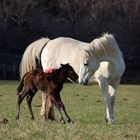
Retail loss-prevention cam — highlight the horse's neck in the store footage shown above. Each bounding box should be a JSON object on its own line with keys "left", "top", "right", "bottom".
{"left": 90, "top": 35, "right": 122, "bottom": 63}
{"left": 97, "top": 53, "right": 122, "bottom": 63}
{"left": 98, "top": 56, "right": 114, "bottom": 62}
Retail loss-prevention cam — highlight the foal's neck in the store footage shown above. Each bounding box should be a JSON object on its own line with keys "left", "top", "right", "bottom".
{"left": 57, "top": 68, "right": 68, "bottom": 83}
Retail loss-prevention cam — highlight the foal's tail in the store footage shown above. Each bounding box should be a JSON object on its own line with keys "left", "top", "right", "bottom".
{"left": 19, "top": 37, "right": 50, "bottom": 80}
{"left": 17, "top": 78, "right": 24, "bottom": 95}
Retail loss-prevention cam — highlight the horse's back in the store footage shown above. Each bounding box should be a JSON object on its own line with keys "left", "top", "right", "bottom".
{"left": 44, "top": 37, "right": 89, "bottom": 54}
{"left": 41, "top": 37, "right": 89, "bottom": 74}
{"left": 48, "top": 37, "right": 88, "bottom": 47}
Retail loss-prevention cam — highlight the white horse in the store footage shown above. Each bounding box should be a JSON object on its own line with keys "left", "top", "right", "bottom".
{"left": 20, "top": 33, "right": 125, "bottom": 124}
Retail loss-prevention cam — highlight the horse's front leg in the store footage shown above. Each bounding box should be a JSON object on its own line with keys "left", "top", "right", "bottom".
{"left": 98, "top": 79, "right": 115, "bottom": 124}
{"left": 40, "top": 92, "right": 47, "bottom": 121}
{"left": 108, "top": 79, "right": 120, "bottom": 124}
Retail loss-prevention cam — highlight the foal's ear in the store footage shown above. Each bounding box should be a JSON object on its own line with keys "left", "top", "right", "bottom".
{"left": 60, "top": 63, "right": 69, "bottom": 67}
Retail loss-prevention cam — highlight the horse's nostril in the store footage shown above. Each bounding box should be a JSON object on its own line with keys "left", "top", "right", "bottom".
{"left": 82, "top": 82, "right": 87, "bottom": 86}
{"left": 78, "top": 80, "right": 88, "bottom": 85}
{"left": 84, "top": 80, "right": 88, "bottom": 85}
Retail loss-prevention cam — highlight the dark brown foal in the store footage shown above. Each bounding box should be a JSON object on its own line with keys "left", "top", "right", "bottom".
{"left": 15, "top": 64, "right": 78, "bottom": 123}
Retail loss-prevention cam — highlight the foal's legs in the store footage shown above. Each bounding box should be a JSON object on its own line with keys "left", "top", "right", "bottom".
{"left": 55, "top": 100, "right": 66, "bottom": 123}
{"left": 15, "top": 89, "right": 28, "bottom": 120}
{"left": 40, "top": 92, "right": 47, "bottom": 121}
{"left": 55, "top": 96, "right": 72, "bottom": 123}
{"left": 60, "top": 101, "right": 72, "bottom": 123}
{"left": 47, "top": 96, "right": 55, "bottom": 120}
{"left": 26, "top": 91, "right": 37, "bottom": 120}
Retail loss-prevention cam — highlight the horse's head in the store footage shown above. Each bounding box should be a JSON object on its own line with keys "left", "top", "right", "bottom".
{"left": 60, "top": 64, "right": 78, "bottom": 83}
{"left": 78, "top": 50, "right": 99, "bottom": 85}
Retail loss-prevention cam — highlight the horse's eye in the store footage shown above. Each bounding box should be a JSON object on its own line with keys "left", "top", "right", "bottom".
{"left": 84, "top": 63, "right": 88, "bottom": 66}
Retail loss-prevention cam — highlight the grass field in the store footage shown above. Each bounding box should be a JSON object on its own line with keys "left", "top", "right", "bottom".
{"left": 0, "top": 80, "right": 139, "bottom": 140}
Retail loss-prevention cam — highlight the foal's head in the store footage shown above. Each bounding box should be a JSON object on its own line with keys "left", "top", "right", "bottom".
{"left": 58, "top": 64, "right": 78, "bottom": 83}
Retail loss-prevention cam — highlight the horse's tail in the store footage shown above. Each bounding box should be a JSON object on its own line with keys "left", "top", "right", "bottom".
{"left": 20, "top": 37, "right": 50, "bottom": 79}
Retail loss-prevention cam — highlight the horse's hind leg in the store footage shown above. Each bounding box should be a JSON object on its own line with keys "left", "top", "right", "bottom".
{"left": 15, "top": 90, "right": 28, "bottom": 120}
{"left": 26, "top": 91, "right": 36, "bottom": 120}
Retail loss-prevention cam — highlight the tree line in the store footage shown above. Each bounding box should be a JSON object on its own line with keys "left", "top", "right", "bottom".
{"left": 0, "top": 0, "right": 140, "bottom": 83}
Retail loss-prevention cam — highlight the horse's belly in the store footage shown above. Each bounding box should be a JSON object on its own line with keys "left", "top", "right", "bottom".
{"left": 41, "top": 44, "right": 80, "bottom": 74}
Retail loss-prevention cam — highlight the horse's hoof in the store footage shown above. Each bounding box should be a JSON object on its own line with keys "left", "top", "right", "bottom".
{"left": 48, "top": 116, "right": 55, "bottom": 121}
{"left": 67, "top": 119, "right": 71, "bottom": 123}
{"left": 0, "top": 118, "right": 8, "bottom": 124}
{"left": 71, "top": 120, "right": 74, "bottom": 124}
{"left": 15, "top": 116, "right": 19, "bottom": 120}
{"left": 67, "top": 119, "right": 74, "bottom": 124}
{"left": 42, "top": 117, "right": 47, "bottom": 122}
{"left": 105, "top": 118, "right": 115, "bottom": 125}
{"left": 31, "top": 117, "right": 35, "bottom": 121}
{"left": 60, "top": 119, "right": 66, "bottom": 124}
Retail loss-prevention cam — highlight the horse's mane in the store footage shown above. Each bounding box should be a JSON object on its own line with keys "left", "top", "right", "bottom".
{"left": 90, "top": 33, "right": 122, "bottom": 58}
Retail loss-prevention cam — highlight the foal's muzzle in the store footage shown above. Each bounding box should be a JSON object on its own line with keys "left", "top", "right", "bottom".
{"left": 68, "top": 78, "right": 78, "bottom": 84}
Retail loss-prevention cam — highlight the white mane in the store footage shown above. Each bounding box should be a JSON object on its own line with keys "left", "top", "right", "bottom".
{"left": 90, "top": 33, "right": 122, "bottom": 58}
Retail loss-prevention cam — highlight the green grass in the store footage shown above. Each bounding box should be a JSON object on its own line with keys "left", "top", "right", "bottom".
{"left": 0, "top": 80, "right": 139, "bottom": 140}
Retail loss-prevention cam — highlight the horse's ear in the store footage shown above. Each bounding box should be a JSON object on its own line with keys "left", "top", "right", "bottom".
{"left": 60, "top": 64, "right": 64, "bottom": 67}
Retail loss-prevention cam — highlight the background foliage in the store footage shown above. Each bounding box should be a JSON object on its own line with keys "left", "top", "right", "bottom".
{"left": 0, "top": 0, "right": 140, "bottom": 82}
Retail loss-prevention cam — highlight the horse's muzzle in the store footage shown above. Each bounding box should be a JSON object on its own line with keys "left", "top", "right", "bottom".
{"left": 79, "top": 80, "right": 88, "bottom": 85}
